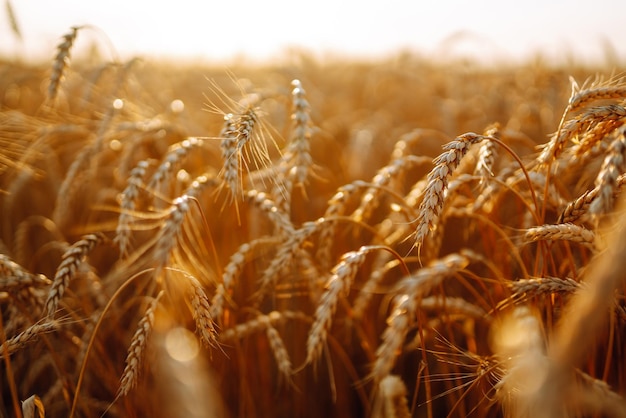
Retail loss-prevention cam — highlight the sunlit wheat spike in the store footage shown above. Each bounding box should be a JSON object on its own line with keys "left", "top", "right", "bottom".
{"left": 153, "top": 195, "right": 191, "bottom": 269}
{"left": 568, "top": 83, "right": 626, "bottom": 114}
{"left": 475, "top": 128, "right": 498, "bottom": 181}
{"left": 316, "top": 182, "right": 362, "bottom": 268}
{"left": 246, "top": 189, "right": 294, "bottom": 234}
{"left": 48, "top": 26, "right": 81, "bottom": 101}
{"left": 414, "top": 133, "right": 489, "bottom": 254}
{"left": 286, "top": 79, "right": 313, "bottom": 185}
{"left": 263, "top": 319, "right": 293, "bottom": 381}
{"left": 271, "top": 79, "right": 314, "bottom": 214}
{"left": 538, "top": 79, "right": 626, "bottom": 165}
{"left": 498, "top": 276, "right": 581, "bottom": 310}
{"left": 373, "top": 375, "right": 411, "bottom": 418}
{"left": 44, "top": 233, "right": 106, "bottom": 319}
{"left": 211, "top": 243, "right": 248, "bottom": 320}
{"left": 0, "top": 321, "right": 57, "bottom": 359}
{"left": 558, "top": 173, "right": 626, "bottom": 224}
{"left": 418, "top": 295, "right": 487, "bottom": 319}
{"left": 0, "top": 254, "right": 50, "bottom": 291}
{"left": 115, "top": 160, "right": 150, "bottom": 256}
{"left": 118, "top": 292, "right": 162, "bottom": 397}
{"left": 305, "top": 246, "right": 370, "bottom": 365}
{"left": 589, "top": 128, "right": 626, "bottom": 217}
{"left": 218, "top": 310, "right": 309, "bottom": 342}
{"left": 148, "top": 136, "right": 205, "bottom": 192}
{"left": 572, "top": 104, "right": 626, "bottom": 158}
{"left": 523, "top": 223, "right": 596, "bottom": 251}
{"left": 187, "top": 276, "right": 218, "bottom": 348}
{"left": 371, "top": 251, "right": 473, "bottom": 382}
{"left": 219, "top": 113, "right": 240, "bottom": 198}
{"left": 352, "top": 156, "right": 424, "bottom": 223}
{"left": 256, "top": 220, "right": 320, "bottom": 300}
{"left": 153, "top": 175, "right": 214, "bottom": 270}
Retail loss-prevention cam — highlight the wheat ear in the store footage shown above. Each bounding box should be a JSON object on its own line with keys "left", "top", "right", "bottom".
{"left": 523, "top": 223, "right": 596, "bottom": 251}
{"left": 589, "top": 129, "right": 626, "bottom": 217}
{"left": 558, "top": 173, "right": 626, "bottom": 223}
{"left": 373, "top": 375, "right": 411, "bottom": 418}
{"left": 371, "top": 251, "right": 473, "bottom": 382}
{"left": 0, "top": 322, "right": 57, "bottom": 358}
{"left": 118, "top": 292, "right": 162, "bottom": 397}
{"left": 0, "top": 254, "right": 49, "bottom": 291}
{"left": 256, "top": 220, "right": 320, "bottom": 299}
{"left": 115, "top": 160, "right": 150, "bottom": 256}
{"left": 48, "top": 26, "right": 80, "bottom": 101}
{"left": 414, "top": 133, "right": 489, "bottom": 253}
{"left": 187, "top": 276, "right": 218, "bottom": 348}
{"left": 305, "top": 246, "right": 370, "bottom": 365}
{"left": 43, "top": 233, "right": 105, "bottom": 319}
{"left": 148, "top": 137, "right": 205, "bottom": 192}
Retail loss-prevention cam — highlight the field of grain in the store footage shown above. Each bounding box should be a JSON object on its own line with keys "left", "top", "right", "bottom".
{"left": 1, "top": 26, "right": 626, "bottom": 418}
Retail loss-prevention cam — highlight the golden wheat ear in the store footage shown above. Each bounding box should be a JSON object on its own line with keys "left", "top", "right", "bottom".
{"left": 48, "top": 26, "right": 82, "bottom": 102}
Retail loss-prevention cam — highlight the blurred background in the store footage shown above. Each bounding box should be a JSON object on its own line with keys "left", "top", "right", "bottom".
{"left": 1, "top": 0, "right": 625, "bottom": 65}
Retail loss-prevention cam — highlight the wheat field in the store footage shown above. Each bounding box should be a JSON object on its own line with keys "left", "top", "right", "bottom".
{"left": 1, "top": 25, "right": 626, "bottom": 418}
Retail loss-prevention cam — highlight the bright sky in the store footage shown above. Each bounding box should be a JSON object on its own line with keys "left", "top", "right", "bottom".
{"left": 2, "top": 0, "right": 625, "bottom": 65}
